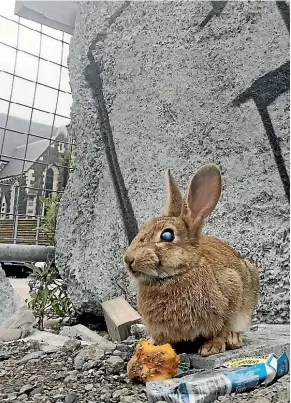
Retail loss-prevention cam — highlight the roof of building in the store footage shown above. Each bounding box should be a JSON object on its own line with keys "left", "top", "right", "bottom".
{"left": 0, "top": 113, "right": 66, "bottom": 179}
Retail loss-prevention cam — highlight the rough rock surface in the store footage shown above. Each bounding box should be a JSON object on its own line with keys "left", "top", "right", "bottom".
{"left": 56, "top": 1, "right": 290, "bottom": 322}
{"left": 0, "top": 304, "right": 35, "bottom": 342}
{"left": 0, "top": 267, "right": 19, "bottom": 323}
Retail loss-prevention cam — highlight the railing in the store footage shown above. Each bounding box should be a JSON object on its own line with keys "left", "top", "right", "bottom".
{"left": 0, "top": 218, "right": 51, "bottom": 245}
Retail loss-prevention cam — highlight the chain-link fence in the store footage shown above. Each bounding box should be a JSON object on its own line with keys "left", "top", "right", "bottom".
{"left": 0, "top": 8, "right": 72, "bottom": 246}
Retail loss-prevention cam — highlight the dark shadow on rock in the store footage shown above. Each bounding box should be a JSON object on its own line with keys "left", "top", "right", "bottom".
{"left": 84, "top": 47, "right": 138, "bottom": 245}
{"left": 199, "top": 1, "right": 228, "bottom": 28}
{"left": 276, "top": 1, "right": 290, "bottom": 32}
{"left": 233, "top": 61, "right": 290, "bottom": 201}
{"left": 75, "top": 311, "right": 108, "bottom": 331}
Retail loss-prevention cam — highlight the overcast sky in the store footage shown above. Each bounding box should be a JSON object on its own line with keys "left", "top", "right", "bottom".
{"left": 0, "top": 0, "right": 72, "bottom": 129}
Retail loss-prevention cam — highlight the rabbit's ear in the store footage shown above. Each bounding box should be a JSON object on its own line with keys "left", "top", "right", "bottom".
{"left": 163, "top": 169, "right": 183, "bottom": 217}
{"left": 185, "top": 164, "right": 221, "bottom": 221}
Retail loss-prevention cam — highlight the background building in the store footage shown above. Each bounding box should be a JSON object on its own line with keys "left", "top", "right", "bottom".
{"left": 0, "top": 2, "right": 72, "bottom": 243}
{"left": 0, "top": 115, "right": 69, "bottom": 219}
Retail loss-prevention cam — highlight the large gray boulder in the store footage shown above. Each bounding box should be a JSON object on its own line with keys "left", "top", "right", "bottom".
{"left": 56, "top": 1, "right": 289, "bottom": 322}
{"left": 0, "top": 267, "right": 19, "bottom": 324}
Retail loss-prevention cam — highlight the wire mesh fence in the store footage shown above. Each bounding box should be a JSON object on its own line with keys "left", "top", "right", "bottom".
{"left": 0, "top": 10, "right": 73, "bottom": 246}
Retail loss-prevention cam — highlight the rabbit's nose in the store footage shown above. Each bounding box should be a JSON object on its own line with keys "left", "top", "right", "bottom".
{"left": 124, "top": 254, "right": 135, "bottom": 269}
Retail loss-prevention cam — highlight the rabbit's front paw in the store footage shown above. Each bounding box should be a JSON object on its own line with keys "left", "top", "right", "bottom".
{"left": 226, "top": 331, "right": 242, "bottom": 350}
{"left": 199, "top": 337, "right": 226, "bottom": 357}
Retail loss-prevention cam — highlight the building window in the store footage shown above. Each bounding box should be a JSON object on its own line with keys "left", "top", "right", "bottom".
{"left": 26, "top": 195, "right": 36, "bottom": 217}
{"left": 44, "top": 166, "right": 59, "bottom": 197}
{"left": 44, "top": 167, "right": 54, "bottom": 197}
{"left": 58, "top": 142, "right": 65, "bottom": 153}
{"left": 28, "top": 197, "right": 34, "bottom": 206}
{"left": 9, "top": 180, "right": 19, "bottom": 219}
{"left": 1, "top": 196, "right": 7, "bottom": 219}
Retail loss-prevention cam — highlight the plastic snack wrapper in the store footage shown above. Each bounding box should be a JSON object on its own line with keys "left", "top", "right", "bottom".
{"left": 146, "top": 352, "right": 289, "bottom": 403}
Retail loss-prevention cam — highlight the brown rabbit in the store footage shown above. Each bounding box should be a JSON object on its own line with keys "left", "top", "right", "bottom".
{"left": 124, "top": 165, "right": 259, "bottom": 357}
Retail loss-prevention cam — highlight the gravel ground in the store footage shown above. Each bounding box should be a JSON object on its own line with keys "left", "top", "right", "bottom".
{"left": 0, "top": 335, "right": 289, "bottom": 403}
{"left": 0, "top": 337, "right": 146, "bottom": 403}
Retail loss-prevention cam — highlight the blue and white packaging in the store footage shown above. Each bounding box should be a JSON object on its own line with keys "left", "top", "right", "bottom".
{"left": 146, "top": 353, "right": 289, "bottom": 403}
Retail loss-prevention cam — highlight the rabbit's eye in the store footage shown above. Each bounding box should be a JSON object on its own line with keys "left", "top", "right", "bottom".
{"left": 160, "top": 228, "right": 175, "bottom": 242}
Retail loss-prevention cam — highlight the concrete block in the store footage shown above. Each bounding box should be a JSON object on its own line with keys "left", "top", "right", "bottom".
{"left": 189, "top": 324, "right": 290, "bottom": 369}
{"left": 55, "top": 1, "right": 290, "bottom": 325}
{"left": 102, "top": 297, "right": 141, "bottom": 341}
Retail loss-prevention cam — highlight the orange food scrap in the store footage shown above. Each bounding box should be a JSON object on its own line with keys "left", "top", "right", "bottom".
{"left": 127, "top": 339, "right": 180, "bottom": 383}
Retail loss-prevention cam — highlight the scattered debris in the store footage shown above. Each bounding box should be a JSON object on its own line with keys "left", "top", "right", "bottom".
{"left": 102, "top": 297, "right": 141, "bottom": 341}
{"left": 0, "top": 315, "right": 289, "bottom": 403}
{"left": 65, "top": 391, "right": 78, "bottom": 403}
{"left": 18, "top": 383, "right": 34, "bottom": 395}
{"left": 18, "top": 350, "right": 44, "bottom": 364}
{"left": 0, "top": 338, "right": 147, "bottom": 403}
{"left": 74, "top": 344, "right": 105, "bottom": 370}
{"left": 105, "top": 355, "right": 126, "bottom": 375}
{"left": 0, "top": 332, "right": 290, "bottom": 403}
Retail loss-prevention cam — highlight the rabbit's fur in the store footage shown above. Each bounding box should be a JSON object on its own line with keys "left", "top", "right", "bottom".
{"left": 124, "top": 165, "right": 259, "bottom": 356}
